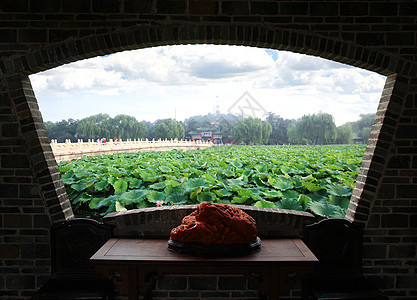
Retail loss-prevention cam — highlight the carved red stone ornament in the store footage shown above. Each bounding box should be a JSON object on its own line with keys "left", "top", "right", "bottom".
{"left": 170, "top": 202, "right": 258, "bottom": 244}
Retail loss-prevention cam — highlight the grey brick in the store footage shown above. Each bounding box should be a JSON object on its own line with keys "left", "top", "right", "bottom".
{"left": 397, "top": 275, "right": 417, "bottom": 289}
{"left": 218, "top": 276, "right": 247, "bottom": 290}
{"left": 6, "top": 275, "right": 35, "bottom": 289}
{"left": 188, "top": 276, "right": 217, "bottom": 290}
{"left": 389, "top": 245, "right": 416, "bottom": 258}
{"left": 157, "top": 275, "right": 187, "bottom": 290}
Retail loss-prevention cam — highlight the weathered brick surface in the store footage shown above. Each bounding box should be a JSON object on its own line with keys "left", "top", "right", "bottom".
{"left": 153, "top": 275, "right": 259, "bottom": 299}
{"left": 1, "top": 1, "right": 417, "bottom": 299}
{"left": 105, "top": 205, "right": 315, "bottom": 238}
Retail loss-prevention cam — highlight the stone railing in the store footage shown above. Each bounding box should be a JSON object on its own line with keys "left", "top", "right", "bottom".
{"left": 51, "top": 138, "right": 213, "bottom": 162}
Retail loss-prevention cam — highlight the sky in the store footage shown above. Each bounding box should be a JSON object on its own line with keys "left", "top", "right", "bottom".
{"left": 29, "top": 44, "right": 387, "bottom": 126}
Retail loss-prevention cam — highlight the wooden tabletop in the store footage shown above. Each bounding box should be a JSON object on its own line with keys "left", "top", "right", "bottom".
{"left": 91, "top": 238, "right": 317, "bottom": 264}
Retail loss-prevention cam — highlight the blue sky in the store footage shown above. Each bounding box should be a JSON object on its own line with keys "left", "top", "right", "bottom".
{"left": 29, "top": 44, "right": 386, "bottom": 126}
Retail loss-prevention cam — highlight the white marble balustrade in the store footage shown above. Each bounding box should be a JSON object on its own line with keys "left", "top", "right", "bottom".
{"left": 50, "top": 138, "right": 213, "bottom": 162}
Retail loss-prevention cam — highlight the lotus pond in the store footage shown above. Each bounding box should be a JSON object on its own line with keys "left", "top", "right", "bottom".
{"left": 59, "top": 144, "right": 365, "bottom": 219}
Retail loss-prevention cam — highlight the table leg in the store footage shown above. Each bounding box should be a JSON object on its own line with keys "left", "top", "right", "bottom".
{"left": 94, "top": 265, "right": 131, "bottom": 297}
{"left": 245, "top": 271, "right": 269, "bottom": 299}
{"left": 137, "top": 268, "right": 162, "bottom": 300}
{"left": 128, "top": 265, "right": 139, "bottom": 300}
{"left": 248, "top": 270, "right": 280, "bottom": 300}
{"left": 268, "top": 270, "right": 280, "bottom": 300}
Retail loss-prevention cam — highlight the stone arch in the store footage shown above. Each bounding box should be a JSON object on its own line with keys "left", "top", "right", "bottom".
{"left": 5, "top": 23, "right": 410, "bottom": 226}
{"left": 14, "top": 25, "right": 404, "bottom": 76}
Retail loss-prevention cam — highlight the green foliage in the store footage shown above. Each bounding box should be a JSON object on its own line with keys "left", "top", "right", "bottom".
{"left": 77, "top": 113, "right": 147, "bottom": 141}
{"left": 275, "top": 198, "right": 303, "bottom": 210}
{"left": 231, "top": 117, "right": 272, "bottom": 144}
{"left": 119, "top": 190, "right": 147, "bottom": 206}
{"left": 152, "top": 118, "right": 185, "bottom": 140}
{"left": 59, "top": 145, "right": 365, "bottom": 219}
{"left": 266, "top": 113, "right": 296, "bottom": 145}
{"left": 44, "top": 119, "right": 78, "bottom": 142}
{"left": 261, "top": 121, "right": 272, "bottom": 144}
{"left": 45, "top": 114, "right": 186, "bottom": 143}
{"left": 45, "top": 114, "right": 148, "bottom": 142}
{"left": 287, "top": 112, "right": 338, "bottom": 145}
{"left": 361, "top": 127, "right": 372, "bottom": 143}
{"left": 45, "top": 112, "right": 375, "bottom": 148}
{"left": 336, "top": 124, "right": 353, "bottom": 144}
{"left": 308, "top": 201, "right": 345, "bottom": 218}
{"left": 345, "top": 113, "right": 375, "bottom": 144}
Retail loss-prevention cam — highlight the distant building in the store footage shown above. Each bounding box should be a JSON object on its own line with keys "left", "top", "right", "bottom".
{"left": 353, "top": 136, "right": 363, "bottom": 144}
{"left": 190, "top": 127, "right": 223, "bottom": 144}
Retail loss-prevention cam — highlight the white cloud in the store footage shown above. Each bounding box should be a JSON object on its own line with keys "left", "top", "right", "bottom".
{"left": 29, "top": 45, "right": 386, "bottom": 126}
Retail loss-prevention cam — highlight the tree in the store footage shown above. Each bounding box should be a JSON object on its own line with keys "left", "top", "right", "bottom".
{"left": 232, "top": 120, "right": 248, "bottom": 144}
{"left": 287, "top": 123, "right": 307, "bottom": 144}
{"left": 110, "top": 114, "right": 147, "bottom": 140}
{"left": 217, "top": 114, "right": 240, "bottom": 141}
{"left": 74, "top": 114, "right": 147, "bottom": 141}
{"left": 143, "top": 121, "right": 153, "bottom": 140}
{"left": 361, "top": 127, "right": 372, "bottom": 143}
{"left": 176, "top": 121, "right": 185, "bottom": 140}
{"left": 287, "top": 112, "right": 337, "bottom": 145}
{"left": 350, "top": 113, "right": 375, "bottom": 133}
{"left": 152, "top": 119, "right": 185, "bottom": 140}
{"left": 231, "top": 117, "right": 271, "bottom": 144}
{"left": 44, "top": 118, "right": 79, "bottom": 142}
{"left": 345, "top": 113, "right": 375, "bottom": 144}
{"left": 261, "top": 121, "right": 272, "bottom": 144}
{"left": 185, "top": 119, "right": 199, "bottom": 138}
{"left": 336, "top": 124, "right": 353, "bottom": 144}
{"left": 266, "top": 112, "right": 295, "bottom": 145}
{"left": 76, "top": 113, "right": 111, "bottom": 140}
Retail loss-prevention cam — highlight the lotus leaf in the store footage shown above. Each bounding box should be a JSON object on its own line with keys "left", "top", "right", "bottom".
{"left": 59, "top": 145, "right": 365, "bottom": 218}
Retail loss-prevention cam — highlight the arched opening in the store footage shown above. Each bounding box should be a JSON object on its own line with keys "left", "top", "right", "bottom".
{"left": 4, "top": 24, "right": 407, "bottom": 299}
{"left": 28, "top": 43, "right": 386, "bottom": 228}
{"left": 4, "top": 2, "right": 417, "bottom": 297}
{"left": 7, "top": 25, "right": 400, "bottom": 227}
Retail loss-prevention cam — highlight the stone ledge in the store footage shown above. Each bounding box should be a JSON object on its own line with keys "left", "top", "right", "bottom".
{"left": 103, "top": 204, "right": 316, "bottom": 238}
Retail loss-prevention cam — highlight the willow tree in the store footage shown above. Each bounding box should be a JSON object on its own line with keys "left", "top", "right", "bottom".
{"left": 76, "top": 114, "right": 147, "bottom": 140}
{"left": 109, "top": 114, "right": 147, "bottom": 140}
{"left": 287, "top": 113, "right": 337, "bottom": 145}
{"left": 76, "top": 113, "right": 111, "bottom": 140}
{"left": 231, "top": 117, "right": 272, "bottom": 144}
{"left": 336, "top": 124, "right": 353, "bottom": 144}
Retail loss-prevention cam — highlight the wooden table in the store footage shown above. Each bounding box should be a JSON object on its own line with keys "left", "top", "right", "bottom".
{"left": 91, "top": 238, "right": 317, "bottom": 300}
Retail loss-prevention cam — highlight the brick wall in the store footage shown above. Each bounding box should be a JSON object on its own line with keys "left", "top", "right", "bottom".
{"left": 0, "top": 73, "right": 73, "bottom": 297}
{"left": 0, "top": 76, "right": 50, "bottom": 297}
{"left": 0, "top": 1, "right": 416, "bottom": 299}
